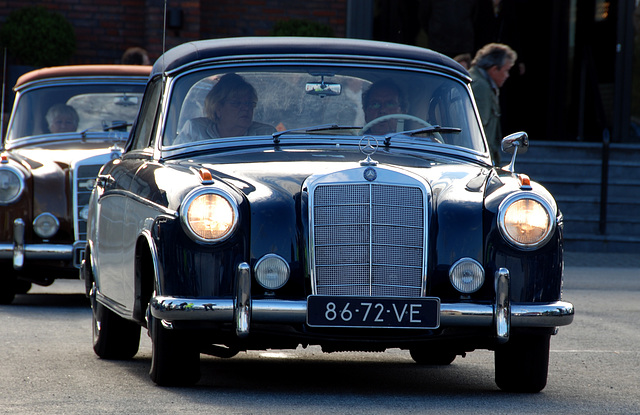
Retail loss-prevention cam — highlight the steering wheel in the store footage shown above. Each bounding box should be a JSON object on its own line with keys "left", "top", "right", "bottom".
{"left": 361, "top": 114, "right": 443, "bottom": 143}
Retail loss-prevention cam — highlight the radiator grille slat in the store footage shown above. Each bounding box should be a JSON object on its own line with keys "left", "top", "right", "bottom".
{"left": 74, "top": 164, "right": 102, "bottom": 241}
{"left": 313, "top": 182, "right": 425, "bottom": 297}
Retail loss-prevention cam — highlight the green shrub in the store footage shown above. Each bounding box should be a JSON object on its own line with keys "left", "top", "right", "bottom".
{"left": 271, "top": 19, "right": 334, "bottom": 37}
{"left": 0, "top": 6, "right": 76, "bottom": 67}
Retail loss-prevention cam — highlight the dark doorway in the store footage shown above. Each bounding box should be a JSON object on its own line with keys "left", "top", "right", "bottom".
{"left": 369, "top": 0, "right": 630, "bottom": 143}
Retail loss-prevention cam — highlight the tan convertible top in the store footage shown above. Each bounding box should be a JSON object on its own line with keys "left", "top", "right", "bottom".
{"left": 14, "top": 65, "right": 151, "bottom": 90}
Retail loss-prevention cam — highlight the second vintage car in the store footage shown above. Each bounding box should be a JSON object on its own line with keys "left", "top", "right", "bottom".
{"left": 0, "top": 65, "right": 149, "bottom": 303}
{"left": 83, "top": 37, "right": 573, "bottom": 392}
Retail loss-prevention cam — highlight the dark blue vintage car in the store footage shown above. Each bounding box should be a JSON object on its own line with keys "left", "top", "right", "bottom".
{"left": 83, "top": 37, "right": 573, "bottom": 391}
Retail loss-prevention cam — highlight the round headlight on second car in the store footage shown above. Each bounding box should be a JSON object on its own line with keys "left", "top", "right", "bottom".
{"left": 449, "top": 258, "right": 485, "bottom": 294}
{"left": 498, "top": 193, "right": 555, "bottom": 249}
{"left": 180, "top": 188, "right": 238, "bottom": 242}
{"left": 0, "top": 165, "right": 25, "bottom": 204}
{"left": 33, "top": 213, "right": 60, "bottom": 239}
{"left": 254, "top": 254, "right": 290, "bottom": 290}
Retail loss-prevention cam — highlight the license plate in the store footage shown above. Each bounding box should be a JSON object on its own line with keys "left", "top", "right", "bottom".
{"left": 307, "top": 296, "right": 440, "bottom": 329}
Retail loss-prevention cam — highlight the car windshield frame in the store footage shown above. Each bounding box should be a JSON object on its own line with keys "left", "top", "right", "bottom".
{"left": 159, "top": 62, "right": 487, "bottom": 155}
{"left": 5, "top": 81, "right": 147, "bottom": 146}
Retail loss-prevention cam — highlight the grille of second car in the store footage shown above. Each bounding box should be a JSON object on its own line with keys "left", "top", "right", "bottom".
{"left": 313, "top": 183, "right": 424, "bottom": 297}
{"left": 74, "top": 164, "right": 102, "bottom": 241}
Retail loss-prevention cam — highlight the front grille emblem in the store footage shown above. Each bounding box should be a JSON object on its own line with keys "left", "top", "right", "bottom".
{"left": 363, "top": 167, "right": 377, "bottom": 181}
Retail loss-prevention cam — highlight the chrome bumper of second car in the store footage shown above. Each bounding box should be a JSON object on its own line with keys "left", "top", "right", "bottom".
{"left": 150, "top": 265, "right": 574, "bottom": 340}
{"left": 0, "top": 219, "right": 85, "bottom": 269}
{"left": 0, "top": 242, "right": 75, "bottom": 267}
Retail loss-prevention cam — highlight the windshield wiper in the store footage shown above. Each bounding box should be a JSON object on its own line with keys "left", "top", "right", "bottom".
{"left": 384, "top": 125, "right": 461, "bottom": 146}
{"left": 272, "top": 124, "right": 362, "bottom": 143}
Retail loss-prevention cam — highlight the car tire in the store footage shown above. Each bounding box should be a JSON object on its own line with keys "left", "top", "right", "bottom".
{"left": 92, "top": 290, "right": 141, "bottom": 359}
{"left": 409, "top": 347, "right": 456, "bottom": 365}
{"left": 494, "top": 333, "right": 551, "bottom": 393}
{"left": 149, "top": 315, "right": 201, "bottom": 386}
{"left": 14, "top": 279, "right": 32, "bottom": 295}
{"left": 0, "top": 276, "right": 18, "bottom": 304}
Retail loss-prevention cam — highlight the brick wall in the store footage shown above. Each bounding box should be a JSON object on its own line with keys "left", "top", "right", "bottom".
{"left": 0, "top": 0, "right": 348, "bottom": 133}
{"left": 0, "top": 0, "right": 348, "bottom": 67}
{"left": 201, "top": 0, "right": 347, "bottom": 38}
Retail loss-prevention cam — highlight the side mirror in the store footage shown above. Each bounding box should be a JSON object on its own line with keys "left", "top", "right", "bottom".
{"left": 500, "top": 132, "right": 528, "bottom": 172}
{"left": 501, "top": 131, "right": 529, "bottom": 154}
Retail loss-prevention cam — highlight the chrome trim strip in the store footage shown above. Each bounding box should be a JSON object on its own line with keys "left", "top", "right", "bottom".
{"left": 149, "top": 297, "right": 574, "bottom": 328}
{"left": 235, "top": 263, "right": 251, "bottom": 338}
{"left": 494, "top": 268, "right": 510, "bottom": 343}
{"left": 13, "top": 219, "right": 25, "bottom": 269}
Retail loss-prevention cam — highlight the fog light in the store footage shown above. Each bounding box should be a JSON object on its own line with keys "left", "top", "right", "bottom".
{"left": 449, "top": 258, "right": 484, "bottom": 294}
{"left": 254, "top": 254, "right": 289, "bottom": 290}
{"left": 33, "top": 213, "right": 60, "bottom": 239}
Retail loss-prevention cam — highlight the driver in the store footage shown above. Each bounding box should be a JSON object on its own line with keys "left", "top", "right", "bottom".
{"left": 175, "top": 73, "right": 275, "bottom": 143}
{"left": 362, "top": 79, "right": 407, "bottom": 134}
{"left": 46, "top": 103, "right": 79, "bottom": 134}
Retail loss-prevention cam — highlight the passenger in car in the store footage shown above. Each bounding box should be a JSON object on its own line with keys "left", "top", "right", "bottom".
{"left": 362, "top": 79, "right": 408, "bottom": 134}
{"left": 176, "top": 73, "right": 275, "bottom": 143}
{"left": 46, "top": 103, "right": 79, "bottom": 134}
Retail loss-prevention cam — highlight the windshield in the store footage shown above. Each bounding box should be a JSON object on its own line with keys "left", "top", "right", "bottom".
{"left": 6, "top": 83, "right": 145, "bottom": 142}
{"left": 162, "top": 66, "right": 485, "bottom": 153}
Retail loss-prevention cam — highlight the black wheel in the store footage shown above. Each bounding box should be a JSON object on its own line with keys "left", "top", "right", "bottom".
{"left": 91, "top": 286, "right": 141, "bottom": 359}
{"left": 14, "top": 279, "right": 32, "bottom": 295}
{"left": 149, "top": 315, "right": 201, "bottom": 386}
{"left": 409, "top": 347, "right": 456, "bottom": 365}
{"left": 0, "top": 276, "right": 18, "bottom": 304}
{"left": 495, "top": 334, "right": 551, "bottom": 393}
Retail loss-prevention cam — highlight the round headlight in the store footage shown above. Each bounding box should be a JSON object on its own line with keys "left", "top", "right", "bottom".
{"left": 449, "top": 258, "right": 485, "bottom": 294}
{"left": 0, "top": 166, "right": 25, "bottom": 204}
{"left": 33, "top": 213, "right": 60, "bottom": 239}
{"left": 254, "top": 254, "right": 290, "bottom": 290}
{"left": 180, "top": 188, "right": 238, "bottom": 242}
{"left": 498, "top": 193, "right": 555, "bottom": 249}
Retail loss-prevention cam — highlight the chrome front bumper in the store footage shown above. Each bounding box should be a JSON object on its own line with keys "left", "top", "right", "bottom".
{"left": 0, "top": 219, "right": 85, "bottom": 269}
{"left": 149, "top": 264, "right": 574, "bottom": 342}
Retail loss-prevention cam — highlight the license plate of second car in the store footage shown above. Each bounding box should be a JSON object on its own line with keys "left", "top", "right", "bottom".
{"left": 307, "top": 296, "right": 440, "bottom": 329}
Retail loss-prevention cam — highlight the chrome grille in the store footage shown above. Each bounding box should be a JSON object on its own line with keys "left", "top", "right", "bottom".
{"left": 312, "top": 182, "right": 425, "bottom": 297}
{"left": 74, "top": 163, "right": 102, "bottom": 241}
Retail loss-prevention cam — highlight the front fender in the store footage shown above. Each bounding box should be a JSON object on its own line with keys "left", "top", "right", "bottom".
{"left": 484, "top": 174, "right": 564, "bottom": 302}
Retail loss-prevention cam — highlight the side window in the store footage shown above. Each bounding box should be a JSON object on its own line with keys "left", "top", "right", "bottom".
{"left": 131, "top": 76, "right": 162, "bottom": 150}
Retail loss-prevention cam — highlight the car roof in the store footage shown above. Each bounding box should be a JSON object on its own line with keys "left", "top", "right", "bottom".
{"left": 14, "top": 65, "right": 152, "bottom": 90}
{"left": 151, "top": 37, "right": 468, "bottom": 79}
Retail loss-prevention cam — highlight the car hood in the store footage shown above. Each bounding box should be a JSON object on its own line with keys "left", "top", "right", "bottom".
{"left": 185, "top": 150, "right": 489, "bottom": 204}
{"left": 178, "top": 149, "right": 490, "bottom": 263}
{"left": 13, "top": 145, "right": 117, "bottom": 170}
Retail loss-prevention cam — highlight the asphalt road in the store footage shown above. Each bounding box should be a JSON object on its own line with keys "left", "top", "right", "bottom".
{"left": 1, "top": 253, "right": 638, "bottom": 414}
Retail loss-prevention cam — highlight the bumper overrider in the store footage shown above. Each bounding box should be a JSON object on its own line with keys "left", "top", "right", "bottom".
{"left": 0, "top": 219, "right": 85, "bottom": 269}
{"left": 150, "top": 263, "right": 574, "bottom": 343}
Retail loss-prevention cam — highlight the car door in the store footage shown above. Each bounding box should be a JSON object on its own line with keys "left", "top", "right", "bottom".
{"left": 95, "top": 158, "right": 139, "bottom": 307}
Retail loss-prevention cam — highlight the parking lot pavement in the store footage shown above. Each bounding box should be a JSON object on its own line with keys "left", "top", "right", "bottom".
{"left": 564, "top": 251, "right": 640, "bottom": 268}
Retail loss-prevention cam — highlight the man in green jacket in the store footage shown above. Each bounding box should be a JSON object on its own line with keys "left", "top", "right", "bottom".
{"left": 469, "top": 43, "right": 517, "bottom": 165}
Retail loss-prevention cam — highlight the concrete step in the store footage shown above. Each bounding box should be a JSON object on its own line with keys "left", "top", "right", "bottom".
{"left": 564, "top": 233, "right": 640, "bottom": 253}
